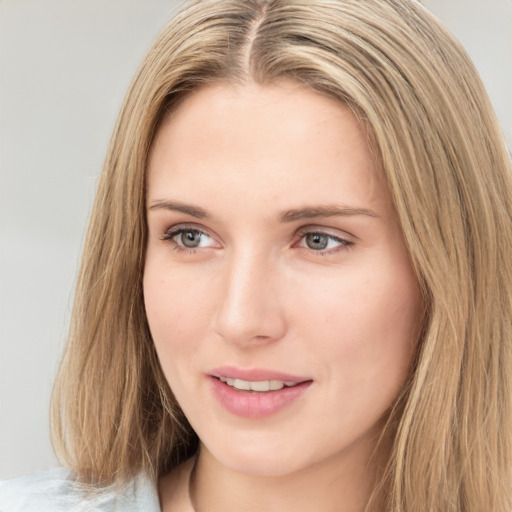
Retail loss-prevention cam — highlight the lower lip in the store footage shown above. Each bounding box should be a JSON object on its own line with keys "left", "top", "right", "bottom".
{"left": 209, "top": 377, "right": 312, "bottom": 419}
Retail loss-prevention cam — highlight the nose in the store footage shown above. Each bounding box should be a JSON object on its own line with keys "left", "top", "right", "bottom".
{"left": 213, "top": 249, "right": 287, "bottom": 346}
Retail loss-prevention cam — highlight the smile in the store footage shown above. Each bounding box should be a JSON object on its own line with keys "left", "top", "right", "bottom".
{"left": 209, "top": 368, "right": 313, "bottom": 418}
{"left": 218, "top": 377, "right": 301, "bottom": 392}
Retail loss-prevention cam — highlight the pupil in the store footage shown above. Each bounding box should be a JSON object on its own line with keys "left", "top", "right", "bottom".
{"left": 306, "top": 233, "right": 328, "bottom": 250}
{"left": 182, "top": 230, "right": 201, "bottom": 247}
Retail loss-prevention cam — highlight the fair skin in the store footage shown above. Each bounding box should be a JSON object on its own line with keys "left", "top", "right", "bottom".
{"left": 144, "top": 81, "right": 423, "bottom": 512}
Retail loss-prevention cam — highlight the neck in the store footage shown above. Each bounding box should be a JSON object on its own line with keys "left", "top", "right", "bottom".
{"left": 189, "top": 440, "right": 387, "bottom": 512}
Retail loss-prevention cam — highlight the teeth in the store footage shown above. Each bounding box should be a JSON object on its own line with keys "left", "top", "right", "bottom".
{"left": 218, "top": 377, "right": 300, "bottom": 392}
{"left": 269, "top": 380, "right": 284, "bottom": 391}
{"left": 234, "top": 378, "right": 251, "bottom": 390}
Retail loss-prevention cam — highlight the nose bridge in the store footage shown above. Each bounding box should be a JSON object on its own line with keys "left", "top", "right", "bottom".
{"left": 214, "top": 245, "right": 285, "bottom": 345}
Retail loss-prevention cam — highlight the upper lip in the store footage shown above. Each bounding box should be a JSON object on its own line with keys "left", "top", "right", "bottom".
{"left": 210, "top": 366, "right": 311, "bottom": 383}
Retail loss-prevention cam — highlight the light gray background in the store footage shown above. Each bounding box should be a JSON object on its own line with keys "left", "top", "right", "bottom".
{"left": 1, "top": 0, "right": 511, "bottom": 479}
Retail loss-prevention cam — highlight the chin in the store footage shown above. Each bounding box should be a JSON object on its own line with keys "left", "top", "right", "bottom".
{"left": 216, "top": 450, "right": 304, "bottom": 478}
{"left": 200, "top": 427, "right": 322, "bottom": 478}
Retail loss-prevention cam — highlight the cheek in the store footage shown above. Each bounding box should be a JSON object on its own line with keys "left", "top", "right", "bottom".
{"left": 143, "top": 259, "right": 210, "bottom": 381}
{"left": 144, "top": 251, "right": 213, "bottom": 332}
{"left": 295, "top": 260, "right": 421, "bottom": 396}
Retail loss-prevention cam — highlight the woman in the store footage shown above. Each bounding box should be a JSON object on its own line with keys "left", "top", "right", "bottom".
{"left": 1, "top": 0, "right": 511, "bottom": 510}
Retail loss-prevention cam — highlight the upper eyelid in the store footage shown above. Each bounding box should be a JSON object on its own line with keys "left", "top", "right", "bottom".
{"left": 163, "top": 223, "right": 211, "bottom": 237}
{"left": 294, "top": 225, "right": 356, "bottom": 242}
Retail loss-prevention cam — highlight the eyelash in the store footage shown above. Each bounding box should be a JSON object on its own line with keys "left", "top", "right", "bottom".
{"left": 294, "top": 228, "right": 354, "bottom": 255}
{"left": 160, "top": 224, "right": 354, "bottom": 255}
{"left": 160, "top": 224, "right": 213, "bottom": 254}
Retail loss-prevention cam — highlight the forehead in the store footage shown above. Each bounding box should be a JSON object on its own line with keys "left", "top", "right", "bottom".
{"left": 146, "top": 81, "right": 389, "bottom": 218}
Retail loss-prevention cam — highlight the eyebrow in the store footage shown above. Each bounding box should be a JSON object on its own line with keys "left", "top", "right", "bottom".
{"left": 148, "top": 200, "right": 209, "bottom": 218}
{"left": 148, "top": 200, "right": 379, "bottom": 221}
{"left": 279, "top": 205, "right": 379, "bottom": 222}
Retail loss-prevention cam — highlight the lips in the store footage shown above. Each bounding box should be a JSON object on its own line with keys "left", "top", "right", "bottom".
{"left": 209, "top": 366, "right": 313, "bottom": 418}
{"left": 211, "top": 366, "right": 310, "bottom": 383}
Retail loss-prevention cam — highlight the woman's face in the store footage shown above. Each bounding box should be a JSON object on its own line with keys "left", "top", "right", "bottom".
{"left": 144, "top": 81, "right": 422, "bottom": 477}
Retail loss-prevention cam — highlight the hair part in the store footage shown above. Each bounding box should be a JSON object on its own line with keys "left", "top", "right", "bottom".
{"left": 51, "top": 1, "right": 512, "bottom": 510}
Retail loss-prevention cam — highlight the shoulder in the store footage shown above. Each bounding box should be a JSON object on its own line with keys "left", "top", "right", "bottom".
{"left": 0, "top": 467, "right": 160, "bottom": 512}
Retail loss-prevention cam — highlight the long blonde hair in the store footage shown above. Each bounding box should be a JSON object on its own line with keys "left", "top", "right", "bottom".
{"left": 51, "top": 1, "right": 512, "bottom": 510}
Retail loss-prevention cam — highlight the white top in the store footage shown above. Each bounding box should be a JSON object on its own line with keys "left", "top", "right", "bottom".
{"left": 0, "top": 468, "right": 161, "bottom": 511}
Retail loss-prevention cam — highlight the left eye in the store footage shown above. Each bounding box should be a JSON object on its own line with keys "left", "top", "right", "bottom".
{"left": 299, "top": 232, "right": 348, "bottom": 251}
{"left": 167, "top": 228, "right": 215, "bottom": 248}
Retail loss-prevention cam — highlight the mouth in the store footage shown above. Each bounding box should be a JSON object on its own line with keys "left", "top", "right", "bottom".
{"left": 208, "top": 367, "right": 313, "bottom": 418}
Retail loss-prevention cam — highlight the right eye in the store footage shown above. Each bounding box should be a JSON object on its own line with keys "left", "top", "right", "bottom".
{"left": 162, "top": 226, "right": 218, "bottom": 251}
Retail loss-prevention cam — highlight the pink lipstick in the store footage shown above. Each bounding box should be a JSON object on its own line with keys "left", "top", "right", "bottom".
{"left": 209, "top": 366, "right": 313, "bottom": 419}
